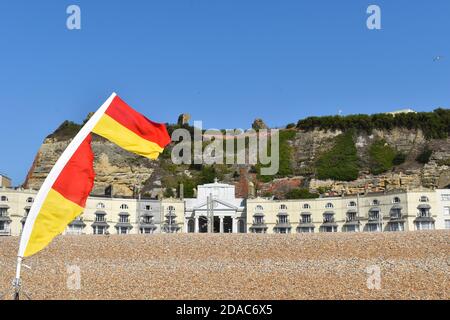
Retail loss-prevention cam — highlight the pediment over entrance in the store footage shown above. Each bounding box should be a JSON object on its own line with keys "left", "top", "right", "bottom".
{"left": 194, "top": 199, "right": 238, "bottom": 211}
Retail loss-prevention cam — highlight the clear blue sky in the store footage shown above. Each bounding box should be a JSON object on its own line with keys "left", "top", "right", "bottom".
{"left": 0, "top": 0, "right": 449, "bottom": 185}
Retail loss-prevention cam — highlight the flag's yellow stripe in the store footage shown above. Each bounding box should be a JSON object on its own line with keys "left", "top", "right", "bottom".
{"left": 24, "top": 188, "right": 83, "bottom": 257}
{"left": 92, "top": 114, "right": 164, "bottom": 160}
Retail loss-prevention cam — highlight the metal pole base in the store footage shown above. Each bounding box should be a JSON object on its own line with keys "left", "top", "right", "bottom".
{"left": 9, "top": 278, "right": 31, "bottom": 300}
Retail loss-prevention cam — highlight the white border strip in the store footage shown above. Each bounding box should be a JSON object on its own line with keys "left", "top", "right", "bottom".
{"left": 17, "top": 92, "right": 117, "bottom": 258}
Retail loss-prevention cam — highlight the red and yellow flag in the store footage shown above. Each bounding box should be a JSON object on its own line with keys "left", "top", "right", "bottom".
{"left": 92, "top": 96, "right": 171, "bottom": 160}
{"left": 23, "top": 135, "right": 95, "bottom": 257}
{"left": 18, "top": 93, "right": 171, "bottom": 258}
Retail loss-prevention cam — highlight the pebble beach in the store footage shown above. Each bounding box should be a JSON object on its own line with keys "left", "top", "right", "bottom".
{"left": 0, "top": 231, "right": 449, "bottom": 300}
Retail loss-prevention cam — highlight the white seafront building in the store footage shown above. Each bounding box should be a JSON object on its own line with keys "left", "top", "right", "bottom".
{"left": 0, "top": 187, "right": 165, "bottom": 236}
{"left": 246, "top": 188, "right": 445, "bottom": 233}
{"left": 436, "top": 189, "right": 450, "bottom": 230}
{"left": 0, "top": 179, "right": 449, "bottom": 236}
{"left": 183, "top": 179, "right": 246, "bottom": 233}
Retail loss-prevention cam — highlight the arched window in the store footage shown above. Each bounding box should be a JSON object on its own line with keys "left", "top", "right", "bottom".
{"left": 372, "top": 199, "right": 380, "bottom": 206}
{"left": 325, "top": 203, "right": 334, "bottom": 209}
{"left": 26, "top": 197, "right": 34, "bottom": 203}
{"left": 303, "top": 203, "right": 311, "bottom": 209}
{"left": 144, "top": 205, "right": 152, "bottom": 211}
{"left": 393, "top": 197, "right": 401, "bottom": 204}
{"left": 420, "top": 196, "right": 429, "bottom": 202}
{"left": 348, "top": 201, "right": 356, "bottom": 207}
{"left": 0, "top": 196, "right": 8, "bottom": 202}
{"left": 96, "top": 202, "right": 105, "bottom": 209}
{"left": 120, "top": 204, "right": 128, "bottom": 210}
{"left": 280, "top": 204, "right": 287, "bottom": 210}
{"left": 255, "top": 205, "right": 264, "bottom": 212}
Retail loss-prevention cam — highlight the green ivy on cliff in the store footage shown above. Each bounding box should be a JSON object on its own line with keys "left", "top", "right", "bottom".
{"left": 257, "top": 129, "right": 295, "bottom": 182}
{"left": 368, "top": 139, "right": 397, "bottom": 174}
{"left": 316, "top": 131, "right": 359, "bottom": 181}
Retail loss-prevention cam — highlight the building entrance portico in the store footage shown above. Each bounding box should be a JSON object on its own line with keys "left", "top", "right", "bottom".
{"left": 184, "top": 179, "right": 246, "bottom": 233}
{"left": 191, "top": 213, "right": 235, "bottom": 233}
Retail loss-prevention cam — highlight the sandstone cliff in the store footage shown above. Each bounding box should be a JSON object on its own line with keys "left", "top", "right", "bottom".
{"left": 23, "top": 113, "right": 450, "bottom": 198}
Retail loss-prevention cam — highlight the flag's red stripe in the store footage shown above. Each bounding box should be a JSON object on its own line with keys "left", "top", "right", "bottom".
{"left": 52, "top": 134, "right": 95, "bottom": 207}
{"left": 105, "top": 96, "right": 171, "bottom": 148}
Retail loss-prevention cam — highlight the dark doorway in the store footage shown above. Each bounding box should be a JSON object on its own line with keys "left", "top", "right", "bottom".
{"left": 223, "top": 216, "right": 232, "bottom": 233}
{"left": 199, "top": 216, "right": 208, "bottom": 233}
{"left": 188, "top": 219, "right": 195, "bottom": 233}
{"left": 213, "top": 216, "right": 220, "bottom": 233}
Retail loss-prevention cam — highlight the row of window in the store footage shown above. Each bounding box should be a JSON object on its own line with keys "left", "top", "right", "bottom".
{"left": 255, "top": 196, "right": 430, "bottom": 212}
{"left": 254, "top": 208, "right": 431, "bottom": 223}
{"left": 95, "top": 203, "right": 175, "bottom": 211}
{"left": 0, "top": 197, "right": 174, "bottom": 214}
{"left": 252, "top": 221, "right": 436, "bottom": 234}
{"left": 0, "top": 195, "right": 435, "bottom": 211}
{"left": 94, "top": 213, "right": 130, "bottom": 223}
{"left": 65, "top": 220, "right": 450, "bottom": 235}
{"left": 69, "top": 225, "right": 132, "bottom": 235}
{"left": 92, "top": 213, "right": 173, "bottom": 223}
{"left": 0, "top": 196, "right": 34, "bottom": 202}
{"left": 96, "top": 202, "right": 130, "bottom": 210}
{"left": 67, "top": 224, "right": 167, "bottom": 235}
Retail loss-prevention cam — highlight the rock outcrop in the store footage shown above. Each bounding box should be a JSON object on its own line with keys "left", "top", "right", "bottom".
{"left": 252, "top": 118, "right": 268, "bottom": 130}
{"left": 23, "top": 120, "right": 450, "bottom": 198}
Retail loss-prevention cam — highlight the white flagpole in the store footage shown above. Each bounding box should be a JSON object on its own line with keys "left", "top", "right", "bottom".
{"left": 13, "top": 92, "right": 117, "bottom": 299}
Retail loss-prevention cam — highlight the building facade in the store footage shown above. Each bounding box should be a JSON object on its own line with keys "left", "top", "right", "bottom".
{"left": 436, "top": 189, "right": 450, "bottom": 230}
{"left": 246, "top": 188, "right": 440, "bottom": 233}
{"left": 1, "top": 183, "right": 449, "bottom": 237}
{"left": 0, "top": 187, "right": 166, "bottom": 236}
{"left": 0, "top": 187, "right": 36, "bottom": 236}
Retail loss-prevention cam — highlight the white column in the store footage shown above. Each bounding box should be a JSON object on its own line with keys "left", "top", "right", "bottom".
{"left": 232, "top": 218, "right": 237, "bottom": 233}
{"left": 195, "top": 216, "right": 199, "bottom": 233}
{"left": 220, "top": 217, "right": 224, "bottom": 233}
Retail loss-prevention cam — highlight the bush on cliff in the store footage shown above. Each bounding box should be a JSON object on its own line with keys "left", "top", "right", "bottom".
{"left": 316, "top": 131, "right": 359, "bottom": 181}
{"left": 285, "top": 188, "right": 319, "bottom": 199}
{"left": 416, "top": 147, "right": 433, "bottom": 164}
{"left": 297, "top": 108, "right": 450, "bottom": 139}
{"left": 46, "top": 120, "right": 82, "bottom": 141}
{"left": 368, "top": 139, "right": 397, "bottom": 174}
